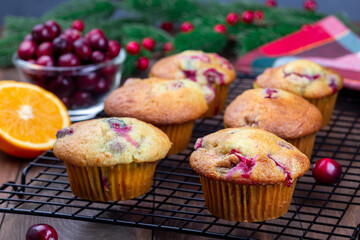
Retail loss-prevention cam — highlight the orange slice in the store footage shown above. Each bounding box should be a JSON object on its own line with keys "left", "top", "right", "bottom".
{"left": 0, "top": 81, "right": 70, "bottom": 158}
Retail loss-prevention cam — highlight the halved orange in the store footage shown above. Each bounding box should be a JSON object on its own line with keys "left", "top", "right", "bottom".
{"left": 0, "top": 81, "right": 70, "bottom": 158}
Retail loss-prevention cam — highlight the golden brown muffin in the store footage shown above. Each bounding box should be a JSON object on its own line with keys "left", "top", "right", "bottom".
{"left": 150, "top": 50, "right": 236, "bottom": 117}
{"left": 104, "top": 78, "right": 208, "bottom": 155}
{"left": 254, "top": 59, "right": 343, "bottom": 126}
{"left": 224, "top": 88, "right": 322, "bottom": 158}
{"left": 190, "top": 127, "right": 309, "bottom": 222}
{"left": 54, "top": 117, "right": 171, "bottom": 201}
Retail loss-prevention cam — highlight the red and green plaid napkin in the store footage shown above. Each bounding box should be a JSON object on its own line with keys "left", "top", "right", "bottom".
{"left": 235, "top": 16, "right": 360, "bottom": 91}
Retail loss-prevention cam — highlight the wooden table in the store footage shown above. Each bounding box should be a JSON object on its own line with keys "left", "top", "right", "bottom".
{"left": 0, "top": 68, "right": 358, "bottom": 240}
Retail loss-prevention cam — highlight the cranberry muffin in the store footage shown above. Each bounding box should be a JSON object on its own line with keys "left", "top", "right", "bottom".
{"left": 104, "top": 78, "right": 208, "bottom": 155}
{"left": 190, "top": 128, "right": 309, "bottom": 222}
{"left": 254, "top": 59, "right": 343, "bottom": 126}
{"left": 53, "top": 117, "right": 171, "bottom": 202}
{"left": 150, "top": 50, "right": 236, "bottom": 117}
{"left": 224, "top": 88, "right": 322, "bottom": 158}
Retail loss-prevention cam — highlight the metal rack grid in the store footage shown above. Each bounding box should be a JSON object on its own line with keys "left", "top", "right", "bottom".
{"left": 0, "top": 76, "right": 359, "bottom": 239}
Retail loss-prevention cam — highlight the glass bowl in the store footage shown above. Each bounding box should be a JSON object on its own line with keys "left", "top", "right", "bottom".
{"left": 13, "top": 49, "right": 126, "bottom": 121}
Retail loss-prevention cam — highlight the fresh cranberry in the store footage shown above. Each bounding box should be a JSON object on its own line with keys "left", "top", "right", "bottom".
{"left": 254, "top": 10, "right": 264, "bottom": 21}
{"left": 265, "top": 0, "right": 277, "bottom": 7}
{"left": 71, "top": 19, "right": 85, "bottom": 32}
{"left": 88, "top": 33, "right": 108, "bottom": 52}
{"left": 90, "top": 50, "right": 106, "bottom": 63}
{"left": 58, "top": 53, "right": 81, "bottom": 67}
{"left": 60, "top": 96, "right": 71, "bottom": 108}
{"left": 63, "top": 29, "right": 81, "bottom": 42}
{"left": 36, "top": 55, "right": 55, "bottom": 66}
{"left": 137, "top": 56, "right": 149, "bottom": 71}
{"left": 73, "top": 91, "right": 91, "bottom": 106}
{"left": 160, "top": 21, "right": 173, "bottom": 32}
{"left": 85, "top": 28, "right": 105, "bottom": 41}
{"left": 226, "top": 12, "right": 239, "bottom": 25}
{"left": 107, "top": 40, "right": 121, "bottom": 58}
{"left": 48, "top": 76, "right": 74, "bottom": 97}
{"left": 141, "top": 37, "right": 155, "bottom": 51}
{"left": 312, "top": 158, "right": 342, "bottom": 184}
{"left": 180, "top": 22, "right": 194, "bottom": 33}
{"left": 163, "top": 42, "right": 174, "bottom": 52}
{"left": 73, "top": 38, "right": 91, "bottom": 60}
{"left": 24, "top": 34, "right": 33, "bottom": 41}
{"left": 125, "top": 41, "right": 140, "bottom": 55}
{"left": 242, "top": 10, "right": 254, "bottom": 24}
{"left": 45, "top": 20, "right": 62, "bottom": 38}
{"left": 26, "top": 223, "right": 58, "bottom": 240}
{"left": 94, "top": 77, "right": 111, "bottom": 94}
{"left": 53, "top": 36, "right": 72, "bottom": 55}
{"left": 18, "top": 40, "right": 37, "bottom": 60}
{"left": 31, "top": 24, "right": 55, "bottom": 44}
{"left": 304, "top": 0, "right": 317, "bottom": 11}
{"left": 36, "top": 42, "right": 53, "bottom": 57}
{"left": 101, "top": 65, "right": 117, "bottom": 77}
{"left": 213, "top": 24, "right": 227, "bottom": 33}
{"left": 77, "top": 72, "right": 99, "bottom": 90}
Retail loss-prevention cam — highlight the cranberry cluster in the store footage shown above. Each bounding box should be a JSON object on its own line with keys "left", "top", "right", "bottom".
{"left": 17, "top": 20, "right": 122, "bottom": 109}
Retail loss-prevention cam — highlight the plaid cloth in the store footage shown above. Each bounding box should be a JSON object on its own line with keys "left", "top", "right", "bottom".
{"left": 235, "top": 16, "right": 360, "bottom": 91}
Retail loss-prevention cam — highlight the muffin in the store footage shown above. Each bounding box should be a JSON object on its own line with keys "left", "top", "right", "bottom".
{"left": 104, "top": 78, "right": 208, "bottom": 155}
{"left": 224, "top": 88, "right": 322, "bottom": 158}
{"left": 254, "top": 59, "right": 343, "bottom": 126}
{"left": 190, "top": 128, "right": 309, "bottom": 222}
{"left": 53, "top": 117, "right": 171, "bottom": 202}
{"left": 150, "top": 50, "right": 236, "bottom": 117}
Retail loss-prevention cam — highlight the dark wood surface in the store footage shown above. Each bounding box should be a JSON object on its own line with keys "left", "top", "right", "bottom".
{"left": 0, "top": 68, "right": 358, "bottom": 240}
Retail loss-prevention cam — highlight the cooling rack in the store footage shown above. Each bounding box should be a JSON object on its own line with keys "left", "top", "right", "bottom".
{"left": 0, "top": 76, "right": 359, "bottom": 239}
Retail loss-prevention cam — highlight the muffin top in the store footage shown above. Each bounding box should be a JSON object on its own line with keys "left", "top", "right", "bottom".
{"left": 149, "top": 50, "right": 236, "bottom": 86}
{"left": 255, "top": 59, "right": 343, "bottom": 99}
{"left": 224, "top": 88, "right": 323, "bottom": 139}
{"left": 190, "top": 128, "right": 309, "bottom": 186}
{"left": 104, "top": 78, "right": 208, "bottom": 125}
{"left": 53, "top": 117, "right": 171, "bottom": 166}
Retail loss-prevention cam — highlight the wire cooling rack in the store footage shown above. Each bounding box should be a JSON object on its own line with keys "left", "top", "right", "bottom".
{"left": 0, "top": 76, "right": 359, "bottom": 239}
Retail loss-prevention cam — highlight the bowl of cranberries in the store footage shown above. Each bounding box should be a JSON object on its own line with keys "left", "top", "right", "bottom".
{"left": 13, "top": 19, "right": 126, "bottom": 121}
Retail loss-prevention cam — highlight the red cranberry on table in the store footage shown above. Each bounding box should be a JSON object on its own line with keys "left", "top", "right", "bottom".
{"left": 26, "top": 223, "right": 58, "bottom": 240}
{"left": 213, "top": 24, "right": 227, "bottom": 34}
{"left": 18, "top": 40, "right": 37, "bottom": 60}
{"left": 36, "top": 55, "right": 55, "bottom": 67}
{"left": 58, "top": 53, "right": 81, "bottom": 67}
{"left": 73, "top": 38, "right": 92, "bottom": 61}
{"left": 45, "top": 20, "right": 62, "bottom": 38}
{"left": 141, "top": 37, "right": 155, "bottom": 51}
{"left": 312, "top": 158, "right": 342, "bottom": 184}
{"left": 63, "top": 29, "right": 81, "bottom": 42}
{"left": 73, "top": 91, "right": 92, "bottom": 106}
{"left": 254, "top": 10, "right": 264, "bottom": 21}
{"left": 53, "top": 36, "right": 72, "bottom": 56}
{"left": 126, "top": 41, "right": 140, "bottom": 55}
{"left": 31, "top": 24, "right": 55, "bottom": 44}
{"left": 36, "top": 42, "right": 53, "bottom": 58}
{"left": 265, "top": 0, "right": 277, "bottom": 7}
{"left": 304, "top": 0, "right": 317, "bottom": 11}
{"left": 226, "top": 12, "right": 239, "bottom": 25}
{"left": 71, "top": 19, "right": 85, "bottom": 32}
{"left": 90, "top": 50, "right": 106, "bottom": 63}
{"left": 88, "top": 33, "right": 108, "bottom": 52}
{"left": 48, "top": 76, "right": 74, "bottom": 98}
{"left": 137, "top": 56, "right": 149, "bottom": 71}
{"left": 163, "top": 42, "right": 174, "bottom": 52}
{"left": 180, "top": 21, "right": 194, "bottom": 33}
{"left": 160, "top": 21, "right": 173, "bottom": 32}
{"left": 242, "top": 10, "right": 254, "bottom": 24}
{"left": 77, "top": 72, "right": 99, "bottom": 91}
{"left": 107, "top": 40, "right": 121, "bottom": 58}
